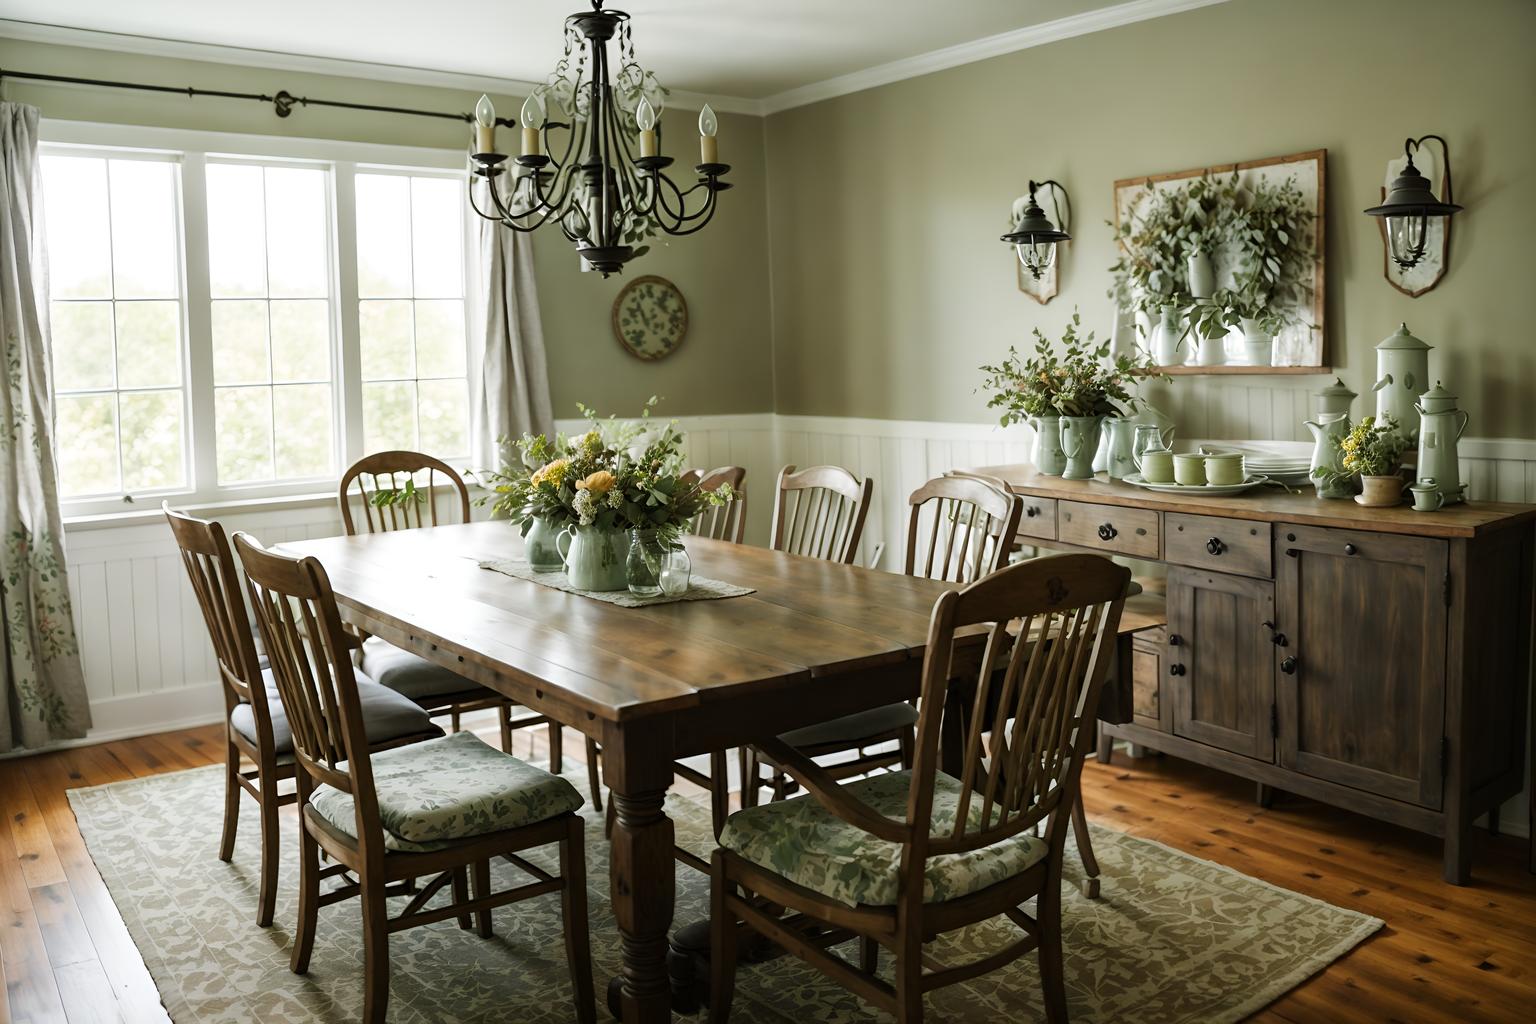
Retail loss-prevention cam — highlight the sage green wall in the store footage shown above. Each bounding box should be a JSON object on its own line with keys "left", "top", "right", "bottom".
{"left": 763, "top": 0, "right": 1536, "bottom": 439}
{"left": 0, "top": 37, "right": 774, "bottom": 419}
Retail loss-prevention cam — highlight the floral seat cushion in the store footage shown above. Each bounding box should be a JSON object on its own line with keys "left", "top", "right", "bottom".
{"left": 719, "top": 770, "right": 1047, "bottom": 907}
{"left": 309, "top": 731, "right": 583, "bottom": 853}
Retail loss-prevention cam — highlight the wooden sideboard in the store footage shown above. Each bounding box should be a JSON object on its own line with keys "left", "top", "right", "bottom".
{"left": 964, "top": 464, "right": 1536, "bottom": 884}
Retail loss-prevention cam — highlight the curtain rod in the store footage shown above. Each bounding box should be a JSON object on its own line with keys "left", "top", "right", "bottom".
{"left": 0, "top": 67, "right": 518, "bottom": 127}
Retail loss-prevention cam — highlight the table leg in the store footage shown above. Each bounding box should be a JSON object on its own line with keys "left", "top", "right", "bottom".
{"left": 606, "top": 729, "right": 677, "bottom": 1023}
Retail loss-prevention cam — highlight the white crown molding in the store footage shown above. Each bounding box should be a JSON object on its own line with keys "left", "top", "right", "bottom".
{"left": 0, "top": 18, "right": 765, "bottom": 116}
{"left": 758, "top": 0, "right": 1234, "bottom": 114}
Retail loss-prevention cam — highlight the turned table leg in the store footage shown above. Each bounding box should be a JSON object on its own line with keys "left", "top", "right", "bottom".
{"left": 606, "top": 727, "right": 677, "bottom": 1022}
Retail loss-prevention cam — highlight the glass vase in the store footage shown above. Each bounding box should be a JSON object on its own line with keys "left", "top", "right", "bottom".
{"left": 626, "top": 529, "right": 667, "bottom": 598}
{"left": 659, "top": 545, "right": 692, "bottom": 597}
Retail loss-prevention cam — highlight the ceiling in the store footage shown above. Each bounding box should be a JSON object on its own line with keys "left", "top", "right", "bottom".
{"left": 2, "top": 0, "right": 1161, "bottom": 106}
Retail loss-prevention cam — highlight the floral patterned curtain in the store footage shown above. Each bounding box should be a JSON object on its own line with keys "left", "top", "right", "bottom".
{"left": 1, "top": 101, "right": 91, "bottom": 750}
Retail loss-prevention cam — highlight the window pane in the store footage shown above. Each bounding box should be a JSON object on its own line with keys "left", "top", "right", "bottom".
{"left": 211, "top": 300, "right": 270, "bottom": 385}
{"left": 355, "top": 174, "right": 412, "bottom": 297}
{"left": 265, "top": 167, "right": 329, "bottom": 298}
{"left": 418, "top": 378, "right": 468, "bottom": 457}
{"left": 50, "top": 301, "right": 116, "bottom": 391}
{"left": 359, "top": 300, "right": 413, "bottom": 380}
{"left": 206, "top": 164, "right": 268, "bottom": 298}
{"left": 414, "top": 300, "right": 466, "bottom": 378}
{"left": 363, "top": 381, "right": 416, "bottom": 453}
{"left": 56, "top": 394, "right": 120, "bottom": 496}
{"left": 114, "top": 301, "right": 182, "bottom": 389}
{"left": 273, "top": 384, "right": 333, "bottom": 479}
{"left": 270, "top": 300, "right": 330, "bottom": 383}
{"left": 120, "top": 390, "right": 185, "bottom": 491}
{"left": 410, "top": 176, "right": 463, "bottom": 298}
{"left": 216, "top": 386, "right": 274, "bottom": 483}
{"left": 109, "top": 160, "right": 179, "bottom": 299}
{"left": 42, "top": 156, "right": 113, "bottom": 299}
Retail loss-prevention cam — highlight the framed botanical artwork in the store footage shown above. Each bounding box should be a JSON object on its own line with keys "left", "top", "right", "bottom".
{"left": 1111, "top": 149, "right": 1327, "bottom": 373}
{"left": 612, "top": 275, "right": 688, "bottom": 361}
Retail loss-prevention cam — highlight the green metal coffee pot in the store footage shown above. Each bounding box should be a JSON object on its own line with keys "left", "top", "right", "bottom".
{"left": 1373, "top": 323, "right": 1432, "bottom": 438}
{"left": 1414, "top": 381, "right": 1468, "bottom": 506}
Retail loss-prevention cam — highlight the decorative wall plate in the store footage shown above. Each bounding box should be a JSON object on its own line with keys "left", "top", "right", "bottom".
{"left": 612, "top": 275, "right": 688, "bottom": 361}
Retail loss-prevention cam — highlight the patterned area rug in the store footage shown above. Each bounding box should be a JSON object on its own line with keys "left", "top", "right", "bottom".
{"left": 68, "top": 764, "right": 1380, "bottom": 1023}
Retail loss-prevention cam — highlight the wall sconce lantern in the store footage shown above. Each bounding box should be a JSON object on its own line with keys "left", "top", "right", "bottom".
{"left": 1001, "top": 179, "right": 1071, "bottom": 280}
{"left": 1364, "top": 135, "right": 1462, "bottom": 270}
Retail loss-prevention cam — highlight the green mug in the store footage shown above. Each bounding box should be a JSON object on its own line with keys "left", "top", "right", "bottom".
{"left": 1204, "top": 453, "right": 1246, "bottom": 486}
{"left": 1137, "top": 448, "right": 1175, "bottom": 483}
{"left": 1172, "top": 453, "right": 1207, "bottom": 486}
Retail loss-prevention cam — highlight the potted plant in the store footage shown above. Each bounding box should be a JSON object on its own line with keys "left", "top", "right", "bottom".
{"left": 980, "top": 312, "right": 1160, "bottom": 480}
{"left": 978, "top": 329, "right": 1068, "bottom": 475}
{"left": 1187, "top": 296, "right": 1240, "bottom": 367}
{"left": 1316, "top": 414, "right": 1410, "bottom": 507}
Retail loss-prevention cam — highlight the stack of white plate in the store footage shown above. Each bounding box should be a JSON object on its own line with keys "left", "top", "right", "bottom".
{"left": 1198, "top": 441, "right": 1314, "bottom": 486}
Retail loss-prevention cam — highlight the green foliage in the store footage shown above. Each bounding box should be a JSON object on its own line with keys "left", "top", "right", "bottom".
{"left": 369, "top": 477, "right": 428, "bottom": 510}
{"left": 978, "top": 311, "right": 1164, "bottom": 426}
{"left": 1109, "top": 170, "right": 1315, "bottom": 335}
{"left": 1313, "top": 414, "right": 1409, "bottom": 484}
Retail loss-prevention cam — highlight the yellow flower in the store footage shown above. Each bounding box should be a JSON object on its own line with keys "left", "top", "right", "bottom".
{"left": 576, "top": 470, "right": 616, "bottom": 494}
{"left": 531, "top": 457, "right": 571, "bottom": 488}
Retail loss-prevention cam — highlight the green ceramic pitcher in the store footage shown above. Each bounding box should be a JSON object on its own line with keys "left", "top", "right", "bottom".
{"left": 557, "top": 525, "right": 629, "bottom": 592}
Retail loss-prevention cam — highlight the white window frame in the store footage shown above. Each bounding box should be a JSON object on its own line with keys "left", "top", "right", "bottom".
{"left": 40, "top": 120, "right": 480, "bottom": 520}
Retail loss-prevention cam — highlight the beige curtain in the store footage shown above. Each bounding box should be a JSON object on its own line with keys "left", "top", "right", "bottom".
{"left": 0, "top": 101, "right": 91, "bottom": 751}
{"left": 471, "top": 182, "right": 554, "bottom": 470}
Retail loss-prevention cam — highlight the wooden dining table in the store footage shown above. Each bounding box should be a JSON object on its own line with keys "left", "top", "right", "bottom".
{"left": 280, "top": 520, "right": 982, "bottom": 1023}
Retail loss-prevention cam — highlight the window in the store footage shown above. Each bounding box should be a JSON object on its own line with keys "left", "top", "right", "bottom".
{"left": 42, "top": 153, "right": 187, "bottom": 500}
{"left": 355, "top": 172, "right": 469, "bottom": 458}
{"left": 38, "top": 133, "right": 476, "bottom": 515}
{"left": 206, "top": 161, "right": 336, "bottom": 484}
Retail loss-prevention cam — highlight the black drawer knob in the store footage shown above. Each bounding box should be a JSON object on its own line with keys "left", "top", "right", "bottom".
{"left": 1344, "top": 543, "right": 1358, "bottom": 556}
{"left": 1280, "top": 656, "right": 1298, "bottom": 675}
{"left": 1169, "top": 663, "right": 1186, "bottom": 677}
{"left": 1097, "top": 523, "right": 1118, "bottom": 541}
{"left": 1168, "top": 633, "right": 1183, "bottom": 647}
{"left": 1026, "top": 505, "right": 1040, "bottom": 518}
{"left": 1206, "top": 537, "right": 1226, "bottom": 555}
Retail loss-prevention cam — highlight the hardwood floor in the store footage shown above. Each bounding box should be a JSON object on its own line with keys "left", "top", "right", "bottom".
{"left": 0, "top": 722, "right": 1531, "bottom": 1022}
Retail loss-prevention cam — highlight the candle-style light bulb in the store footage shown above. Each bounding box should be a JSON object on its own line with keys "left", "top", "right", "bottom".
{"left": 520, "top": 93, "right": 546, "bottom": 157}
{"left": 698, "top": 103, "right": 718, "bottom": 164}
{"left": 636, "top": 97, "right": 658, "bottom": 159}
{"left": 473, "top": 94, "right": 496, "bottom": 154}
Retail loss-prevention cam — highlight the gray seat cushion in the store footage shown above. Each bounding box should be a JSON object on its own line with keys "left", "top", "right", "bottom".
{"left": 780, "top": 701, "right": 918, "bottom": 749}
{"left": 230, "top": 667, "right": 441, "bottom": 758}
{"left": 361, "top": 637, "right": 489, "bottom": 704}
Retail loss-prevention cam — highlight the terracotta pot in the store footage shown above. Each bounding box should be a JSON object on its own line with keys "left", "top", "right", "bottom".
{"left": 1355, "top": 474, "right": 1405, "bottom": 508}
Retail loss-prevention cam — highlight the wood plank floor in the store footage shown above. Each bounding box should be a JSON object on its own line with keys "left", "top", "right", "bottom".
{"left": 1, "top": 721, "right": 1531, "bottom": 1022}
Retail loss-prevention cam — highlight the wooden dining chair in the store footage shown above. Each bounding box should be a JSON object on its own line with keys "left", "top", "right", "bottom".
{"left": 339, "top": 451, "right": 581, "bottom": 781}
{"left": 233, "top": 533, "right": 597, "bottom": 1024}
{"left": 768, "top": 464, "right": 872, "bottom": 565}
{"left": 164, "top": 503, "right": 441, "bottom": 928}
{"left": 742, "top": 475, "right": 1022, "bottom": 806}
{"left": 685, "top": 465, "right": 748, "bottom": 544}
{"left": 710, "top": 553, "right": 1129, "bottom": 1023}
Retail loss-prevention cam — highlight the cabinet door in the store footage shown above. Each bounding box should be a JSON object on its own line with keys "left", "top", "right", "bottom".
{"left": 1167, "top": 568, "right": 1276, "bottom": 760}
{"left": 1275, "top": 524, "right": 1447, "bottom": 808}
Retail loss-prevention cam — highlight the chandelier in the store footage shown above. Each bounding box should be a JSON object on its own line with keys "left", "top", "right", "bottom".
{"left": 468, "top": 1, "right": 731, "bottom": 277}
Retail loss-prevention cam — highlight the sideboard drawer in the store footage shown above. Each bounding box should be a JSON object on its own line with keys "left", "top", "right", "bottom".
{"left": 1058, "top": 501, "right": 1160, "bottom": 559}
{"left": 1015, "top": 496, "right": 1058, "bottom": 541}
{"left": 1165, "top": 513, "right": 1273, "bottom": 578}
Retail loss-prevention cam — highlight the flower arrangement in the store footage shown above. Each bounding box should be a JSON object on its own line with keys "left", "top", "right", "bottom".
{"left": 1315, "top": 414, "right": 1410, "bottom": 485}
{"left": 979, "top": 311, "right": 1161, "bottom": 427}
{"left": 479, "top": 399, "right": 732, "bottom": 544}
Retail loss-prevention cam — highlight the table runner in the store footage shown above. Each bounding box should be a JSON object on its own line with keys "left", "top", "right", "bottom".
{"left": 478, "top": 557, "right": 754, "bottom": 607}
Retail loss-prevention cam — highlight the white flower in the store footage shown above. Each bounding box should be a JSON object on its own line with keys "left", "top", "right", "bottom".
{"left": 606, "top": 488, "right": 624, "bottom": 509}
{"left": 572, "top": 489, "right": 597, "bottom": 525}
{"left": 625, "top": 426, "right": 667, "bottom": 462}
